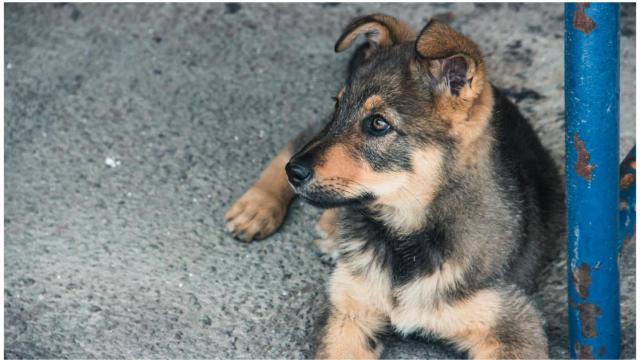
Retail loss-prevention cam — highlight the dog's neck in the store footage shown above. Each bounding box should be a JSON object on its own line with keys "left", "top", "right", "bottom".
{"left": 366, "top": 200, "right": 432, "bottom": 236}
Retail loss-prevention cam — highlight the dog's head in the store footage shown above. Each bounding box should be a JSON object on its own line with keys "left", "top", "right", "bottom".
{"left": 286, "top": 15, "right": 494, "bottom": 232}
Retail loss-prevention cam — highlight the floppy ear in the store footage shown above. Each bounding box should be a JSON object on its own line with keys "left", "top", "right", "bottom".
{"left": 414, "top": 20, "right": 486, "bottom": 100}
{"left": 335, "top": 14, "right": 416, "bottom": 53}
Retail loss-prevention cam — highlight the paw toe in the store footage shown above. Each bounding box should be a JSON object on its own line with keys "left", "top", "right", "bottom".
{"left": 224, "top": 188, "right": 285, "bottom": 242}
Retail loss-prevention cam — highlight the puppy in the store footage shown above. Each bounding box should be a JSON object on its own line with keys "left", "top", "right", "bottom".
{"left": 225, "top": 14, "right": 564, "bottom": 359}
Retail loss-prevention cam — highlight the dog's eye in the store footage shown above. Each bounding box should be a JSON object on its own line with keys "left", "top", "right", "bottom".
{"left": 363, "top": 115, "right": 392, "bottom": 136}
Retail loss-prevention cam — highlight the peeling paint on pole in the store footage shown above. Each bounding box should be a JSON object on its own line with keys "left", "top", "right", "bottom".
{"left": 577, "top": 303, "right": 602, "bottom": 338}
{"left": 574, "top": 133, "right": 594, "bottom": 182}
{"left": 572, "top": 3, "right": 597, "bottom": 36}
{"left": 575, "top": 342, "right": 594, "bottom": 359}
{"left": 572, "top": 263, "right": 592, "bottom": 299}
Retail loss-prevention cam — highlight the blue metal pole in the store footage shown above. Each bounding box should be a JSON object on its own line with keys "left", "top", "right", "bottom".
{"left": 565, "top": 3, "right": 620, "bottom": 359}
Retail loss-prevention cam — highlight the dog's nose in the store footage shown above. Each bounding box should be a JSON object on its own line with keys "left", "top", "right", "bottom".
{"left": 286, "top": 161, "right": 313, "bottom": 186}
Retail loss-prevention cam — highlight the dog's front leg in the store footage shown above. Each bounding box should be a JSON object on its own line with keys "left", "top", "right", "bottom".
{"left": 315, "top": 264, "right": 388, "bottom": 359}
{"left": 224, "top": 143, "right": 295, "bottom": 241}
{"left": 313, "top": 209, "right": 340, "bottom": 261}
{"left": 225, "top": 117, "right": 331, "bottom": 241}
{"left": 449, "top": 286, "right": 548, "bottom": 359}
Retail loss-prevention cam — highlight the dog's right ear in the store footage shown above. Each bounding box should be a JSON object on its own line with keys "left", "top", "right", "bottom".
{"left": 414, "top": 20, "right": 486, "bottom": 101}
{"left": 335, "top": 14, "right": 415, "bottom": 53}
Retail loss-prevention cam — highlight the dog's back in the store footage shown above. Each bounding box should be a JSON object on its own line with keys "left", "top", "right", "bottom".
{"left": 490, "top": 87, "right": 565, "bottom": 290}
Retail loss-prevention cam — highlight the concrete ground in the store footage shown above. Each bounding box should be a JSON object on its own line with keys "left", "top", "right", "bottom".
{"left": 4, "top": 3, "right": 636, "bottom": 359}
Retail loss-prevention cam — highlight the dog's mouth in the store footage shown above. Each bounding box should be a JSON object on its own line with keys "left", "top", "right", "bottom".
{"left": 292, "top": 182, "right": 374, "bottom": 209}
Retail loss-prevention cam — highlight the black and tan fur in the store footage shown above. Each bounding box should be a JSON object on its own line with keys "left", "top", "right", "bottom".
{"left": 225, "top": 14, "right": 564, "bottom": 359}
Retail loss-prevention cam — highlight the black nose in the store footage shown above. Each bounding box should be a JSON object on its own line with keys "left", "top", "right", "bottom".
{"left": 286, "top": 161, "right": 312, "bottom": 186}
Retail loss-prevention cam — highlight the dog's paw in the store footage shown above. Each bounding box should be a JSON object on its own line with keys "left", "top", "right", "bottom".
{"left": 224, "top": 186, "right": 286, "bottom": 242}
{"left": 313, "top": 238, "right": 340, "bottom": 265}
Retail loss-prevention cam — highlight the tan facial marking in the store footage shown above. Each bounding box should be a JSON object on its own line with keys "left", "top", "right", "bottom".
{"left": 362, "top": 95, "right": 383, "bottom": 113}
{"left": 370, "top": 148, "right": 444, "bottom": 233}
{"left": 315, "top": 145, "right": 363, "bottom": 184}
{"left": 313, "top": 142, "right": 444, "bottom": 234}
{"left": 361, "top": 95, "right": 403, "bottom": 129}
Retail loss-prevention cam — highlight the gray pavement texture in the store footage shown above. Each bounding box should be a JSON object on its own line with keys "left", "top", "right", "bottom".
{"left": 4, "top": 3, "right": 636, "bottom": 359}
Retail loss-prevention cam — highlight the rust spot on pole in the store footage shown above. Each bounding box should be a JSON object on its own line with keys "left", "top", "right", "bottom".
{"left": 574, "top": 133, "right": 594, "bottom": 181}
{"left": 575, "top": 342, "right": 594, "bottom": 359}
{"left": 572, "top": 3, "right": 597, "bottom": 36}
{"left": 572, "top": 263, "right": 592, "bottom": 299}
{"left": 623, "top": 234, "right": 634, "bottom": 249}
{"left": 577, "top": 303, "right": 601, "bottom": 338}
{"left": 620, "top": 173, "right": 635, "bottom": 190}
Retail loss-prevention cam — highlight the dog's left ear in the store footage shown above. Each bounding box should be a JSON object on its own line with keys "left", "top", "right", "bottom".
{"left": 335, "top": 14, "right": 415, "bottom": 53}
{"left": 414, "top": 20, "right": 486, "bottom": 101}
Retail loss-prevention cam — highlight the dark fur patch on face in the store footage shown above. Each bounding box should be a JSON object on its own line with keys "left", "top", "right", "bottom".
{"left": 353, "top": 132, "right": 413, "bottom": 172}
